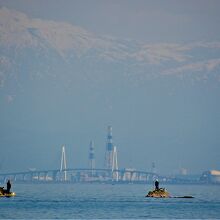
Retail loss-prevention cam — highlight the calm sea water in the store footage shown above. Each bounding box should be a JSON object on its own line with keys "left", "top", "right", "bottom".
{"left": 0, "top": 183, "right": 220, "bottom": 219}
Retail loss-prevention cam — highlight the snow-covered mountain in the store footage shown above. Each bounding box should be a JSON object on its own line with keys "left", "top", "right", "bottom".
{"left": 1, "top": 6, "right": 220, "bottom": 93}
{"left": 0, "top": 7, "right": 137, "bottom": 59}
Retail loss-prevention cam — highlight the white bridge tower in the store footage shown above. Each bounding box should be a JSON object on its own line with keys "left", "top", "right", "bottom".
{"left": 60, "top": 145, "right": 67, "bottom": 181}
{"left": 112, "top": 145, "right": 119, "bottom": 181}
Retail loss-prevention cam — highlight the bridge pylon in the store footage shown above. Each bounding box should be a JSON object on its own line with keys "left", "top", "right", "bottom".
{"left": 89, "top": 141, "right": 95, "bottom": 176}
{"left": 60, "top": 145, "right": 67, "bottom": 181}
{"left": 112, "top": 145, "right": 119, "bottom": 181}
{"left": 105, "top": 126, "right": 114, "bottom": 170}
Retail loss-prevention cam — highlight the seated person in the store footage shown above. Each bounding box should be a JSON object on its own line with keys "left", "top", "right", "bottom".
{"left": 0, "top": 187, "right": 6, "bottom": 195}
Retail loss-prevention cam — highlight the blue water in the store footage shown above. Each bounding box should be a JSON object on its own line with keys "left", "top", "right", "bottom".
{"left": 0, "top": 183, "right": 220, "bottom": 219}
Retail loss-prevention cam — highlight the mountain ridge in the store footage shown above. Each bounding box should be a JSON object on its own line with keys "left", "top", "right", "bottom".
{"left": 0, "top": 6, "right": 220, "bottom": 92}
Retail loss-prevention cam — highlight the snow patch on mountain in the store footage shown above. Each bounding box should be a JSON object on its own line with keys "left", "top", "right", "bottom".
{"left": 163, "top": 58, "right": 220, "bottom": 75}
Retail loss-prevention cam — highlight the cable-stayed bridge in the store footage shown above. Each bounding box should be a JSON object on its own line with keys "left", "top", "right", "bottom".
{"left": 0, "top": 127, "right": 198, "bottom": 184}
{"left": 0, "top": 168, "right": 198, "bottom": 184}
{"left": 0, "top": 168, "right": 160, "bottom": 183}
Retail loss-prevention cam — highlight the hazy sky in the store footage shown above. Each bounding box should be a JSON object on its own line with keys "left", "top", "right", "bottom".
{"left": 0, "top": 0, "right": 220, "bottom": 175}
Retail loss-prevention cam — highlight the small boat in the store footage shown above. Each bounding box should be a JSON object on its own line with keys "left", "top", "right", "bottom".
{"left": 145, "top": 188, "right": 170, "bottom": 198}
{"left": 0, "top": 187, "right": 16, "bottom": 197}
{"left": 145, "top": 188, "right": 194, "bottom": 198}
{"left": 0, "top": 192, "right": 16, "bottom": 197}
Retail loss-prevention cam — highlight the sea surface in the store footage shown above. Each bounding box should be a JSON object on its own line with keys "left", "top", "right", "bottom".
{"left": 0, "top": 183, "right": 220, "bottom": 219}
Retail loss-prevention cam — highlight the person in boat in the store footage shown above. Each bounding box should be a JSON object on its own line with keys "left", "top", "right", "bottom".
{"left": 6, "top": 180, "right": 11, "bottom": 194}
{"left": 155, "top": 179, "right": 159, "bottom": 190}
{"left": 0, "top": 186, "right": 4, "bottom": 194}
